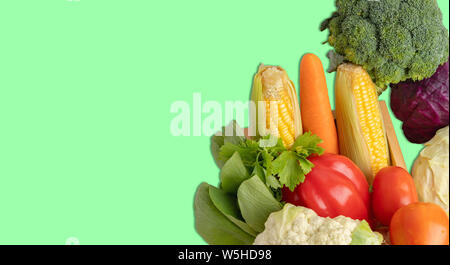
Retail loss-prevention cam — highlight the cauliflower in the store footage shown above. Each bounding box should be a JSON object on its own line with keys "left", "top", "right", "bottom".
{"left": 253, "top": 204, "right": 383, "bottom": 245}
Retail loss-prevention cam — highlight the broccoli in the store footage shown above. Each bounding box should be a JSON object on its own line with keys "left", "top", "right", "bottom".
{"left": 321, "top": 0, "right": 449, "bottom": 92}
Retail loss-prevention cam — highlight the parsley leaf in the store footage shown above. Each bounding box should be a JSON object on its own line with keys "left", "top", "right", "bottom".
{"left": 269, "top": 132, "right": 324, "bottom": 191}
{"left": 219, "top": 140, "right": 259, "bottom": 167}
{"left": 292, "top": 131, "right": 324, "bottom": 156}
{"left": 265, "top": 174, "right": 281, "bottom": 189}
{"left": 297, "top": 156, "right": 314, "bottom": 179}
{"left": 260, "top": 149, "right": 274, "bottom": 177}
{"left": 272, "top": 151, "right": 304, "bottom": 191}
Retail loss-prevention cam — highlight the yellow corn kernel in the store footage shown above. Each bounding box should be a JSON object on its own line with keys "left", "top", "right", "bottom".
{"left": 250, "top": 65, "right": 302, "bottom": 149}
{"left": 335, "top": 63, "right": 390, "bottom": 184}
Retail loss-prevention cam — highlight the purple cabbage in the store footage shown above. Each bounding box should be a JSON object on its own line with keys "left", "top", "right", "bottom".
{"left": 390, "top": 61, "right": 449, "bottom": 144}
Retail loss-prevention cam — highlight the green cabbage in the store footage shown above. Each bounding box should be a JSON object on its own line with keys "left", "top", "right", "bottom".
{"left": 412, "top": 126, "right": 449, "bottom": 213}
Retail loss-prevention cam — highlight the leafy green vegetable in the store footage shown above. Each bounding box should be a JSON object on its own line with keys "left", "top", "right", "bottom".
{"left": 291, "top": 132, "right": 324, "bottom": 156}
{"left": 220, "top": 152, "right": 249, "bottom": 194}
{"left": 251, "top": 163, "right": 266, "bottom": 183}
{"left": 260, "top": 149, "right": 275, "bottom": 177}
{"left": 217, "top": 129, "right": 323, "bottom": 192}
{"left": 197, "top": 121, "right": 325, "bottom": 245}
{"left": 237, "top": 175, "right": 283, "bottom": 233}
{"left": 219, "top": 140, "right": 260, "bottom": 168}
{"left": 272, "top": 132, "right": 324, "bottom": 191}
{"left": 350, "top": 220, "right": 384, "bottom": 245}
{"left": 194, "top": 183, "right": 255, "bottom": 245}
{"left": 211, "top": 121, "right": 246, "bottom": 168}
{"left": 208, "top": 185, "right": 258, "bottom": 236}
{"left": 211, "top": 136, "right": 225, "bottom": 168}
{"left": 272, "top": 151, "right": 302, "bottom": 190}
{"left": 265, "top": 174, "right": 281, "bottom": 190}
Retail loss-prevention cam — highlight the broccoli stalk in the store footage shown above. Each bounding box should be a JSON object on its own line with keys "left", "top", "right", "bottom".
{"left": 321, "top": 0, "right": 449, "bottom": 93}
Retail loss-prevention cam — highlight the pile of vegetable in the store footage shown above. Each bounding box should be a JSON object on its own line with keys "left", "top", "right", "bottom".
{"left": 195, "top": 66, "right": 329, "bottom": 244}
{"left": 196, "top": 125, "right": 323, "bottom": 244}
{"left": 193, "top": 0, "right": 449, "bottom": 245}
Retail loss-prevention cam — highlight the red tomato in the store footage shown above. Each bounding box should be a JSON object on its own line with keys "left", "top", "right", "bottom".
{"left": 371, "top": 166, "right": 418, "bottom": 225}
{"left": 282, "top": 153, "right": 370, "bottom": 222}
{"left": 390, "top": 202, "right": 449, "bottom": 245}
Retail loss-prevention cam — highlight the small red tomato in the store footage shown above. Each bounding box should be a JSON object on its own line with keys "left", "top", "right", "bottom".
{"left": 371, "top": 166, "right": 418, "bottom": 225}
{"left": 390, "top": 202, "right": 449, "bottom": 245}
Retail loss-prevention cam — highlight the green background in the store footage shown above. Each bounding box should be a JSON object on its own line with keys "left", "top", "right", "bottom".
{"left": 0, "top": 0, "right": 448, "bottom": 244}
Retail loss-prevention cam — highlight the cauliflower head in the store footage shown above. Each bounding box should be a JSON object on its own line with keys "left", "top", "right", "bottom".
{"left": 253, "top": 203, "right": 383, "bottom": 245}
{"left": 320, "top": 0, "right": 449, "bottom": 92}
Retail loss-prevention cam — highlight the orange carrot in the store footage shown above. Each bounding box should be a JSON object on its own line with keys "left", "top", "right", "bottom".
{"left": 299, "top": 53, "right": 339, "bottom": 154}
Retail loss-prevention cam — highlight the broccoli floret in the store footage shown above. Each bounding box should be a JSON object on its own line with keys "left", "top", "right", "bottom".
{"left": 369, "top": 0, "right": 401, "bottom": 25}
{"left": 321, "top": 0, "right": 449, "bottom": 92}
{"left": 340, "top": 16, "right": 377, "bottom": 65}
{"left": 336, "top": 0, "right": 370, "bottom": 17}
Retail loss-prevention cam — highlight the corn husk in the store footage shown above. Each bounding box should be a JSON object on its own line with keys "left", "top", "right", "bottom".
{"left": 249, "top": 64, "right": 302, "bottom": 149}
{"left": 335, "top": 63, "right": 390, "bottom": 184}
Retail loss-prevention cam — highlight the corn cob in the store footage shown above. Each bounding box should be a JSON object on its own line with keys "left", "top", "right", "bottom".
{"left": 250, "top": 64, "right": 302, "bottom": 149}
{"left": 335, "top": 63, "right": 390, "bottom": 184}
